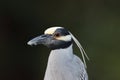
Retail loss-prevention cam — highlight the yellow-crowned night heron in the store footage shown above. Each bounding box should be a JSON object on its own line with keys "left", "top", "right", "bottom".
{"left": 27, "top": 27, "right": 89, "bottom": 80}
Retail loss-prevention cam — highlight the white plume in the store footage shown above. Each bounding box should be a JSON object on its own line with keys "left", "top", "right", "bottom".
{"left": 69, "top": 32, "right": 90, "bottom": 68}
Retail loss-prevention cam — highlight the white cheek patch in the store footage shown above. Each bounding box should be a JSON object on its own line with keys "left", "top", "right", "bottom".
{"left": 56, "top": 35, "right": 72, "bottom": 41}
{"left": 44, "top": 27, "right": 63, "bottom": 34}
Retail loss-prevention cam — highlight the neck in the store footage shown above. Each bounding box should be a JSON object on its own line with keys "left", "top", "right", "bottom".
{"left": 44, "top": 44, "right": 74, "bottom": 80}
{"left": 51, "top": 44, "right": 73, "bottom": 54}
{"left": 47, "top": 44, "right": 74, "bottom": 65}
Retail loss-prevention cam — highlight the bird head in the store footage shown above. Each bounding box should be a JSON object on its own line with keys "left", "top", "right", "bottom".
{"left": 27, "top": 27, "right": 73, "bottom": 50}
{"left": 27, "top": 26, "right": 89, "bottom": 68}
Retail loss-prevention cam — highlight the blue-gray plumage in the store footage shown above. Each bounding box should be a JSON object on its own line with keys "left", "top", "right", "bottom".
{"left": 27, "top": 27, "right": 89, "bottom": 80}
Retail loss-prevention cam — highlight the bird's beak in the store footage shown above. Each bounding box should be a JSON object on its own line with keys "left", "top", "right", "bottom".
{"left": 27, "top": 34, "right": 52, "bottom": 46}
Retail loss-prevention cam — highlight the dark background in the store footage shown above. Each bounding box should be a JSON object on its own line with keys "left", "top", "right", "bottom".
{"left": 0, "top": 0, "right": 120, "bottom": 80}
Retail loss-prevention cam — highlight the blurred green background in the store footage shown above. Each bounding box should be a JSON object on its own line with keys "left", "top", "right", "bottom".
{"left": 0, "top": 0, "right": 120, "bottom": 80}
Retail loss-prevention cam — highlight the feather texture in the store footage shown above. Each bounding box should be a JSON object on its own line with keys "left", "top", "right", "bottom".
{"left": 44, "top": 44, "right": 88, "bottom": 80}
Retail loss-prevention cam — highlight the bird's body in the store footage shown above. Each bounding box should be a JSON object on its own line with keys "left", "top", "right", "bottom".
{"left": 27, "top": 27, "right": 89, "bottom": 80}
{"left": 44, "top": 45, "right": 88, "bottom": 80}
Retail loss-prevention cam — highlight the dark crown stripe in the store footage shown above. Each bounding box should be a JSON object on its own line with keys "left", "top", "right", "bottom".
{"left": 55, "top": 28, "right": 70, "bottom": 36}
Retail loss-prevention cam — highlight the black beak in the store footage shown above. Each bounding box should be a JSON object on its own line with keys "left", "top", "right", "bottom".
{"left": 27, "top": 34, "right": 52, "bottom": 46}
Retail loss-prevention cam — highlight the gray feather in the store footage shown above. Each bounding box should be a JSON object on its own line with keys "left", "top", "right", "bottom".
{"left": 44, "top": 45, "right": 88, "bottom": 80}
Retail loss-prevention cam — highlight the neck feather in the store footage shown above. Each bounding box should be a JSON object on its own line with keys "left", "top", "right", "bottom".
{"left": 51, "top": 44, "right": 73, "bottom": 55}
{"left": 48, "top": 44, "right": 74, "bottom": 65}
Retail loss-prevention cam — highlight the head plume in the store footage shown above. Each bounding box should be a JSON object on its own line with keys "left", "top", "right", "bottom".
{"left": 69, "top": 32, "right": 89, "bottom": 68}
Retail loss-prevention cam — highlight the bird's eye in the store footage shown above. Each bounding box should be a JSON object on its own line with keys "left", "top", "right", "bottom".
{"left": 54, "top": 33, "right": 60, "bottom": 37}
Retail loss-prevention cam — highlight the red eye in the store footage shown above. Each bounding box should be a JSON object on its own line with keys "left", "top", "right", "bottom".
{"left": 54, "top": 33, "right": 60, "bottom": 37}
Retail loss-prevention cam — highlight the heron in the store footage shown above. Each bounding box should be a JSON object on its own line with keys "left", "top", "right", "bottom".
{"left": 27, "top": 27, "right": 89, "bottom": 80}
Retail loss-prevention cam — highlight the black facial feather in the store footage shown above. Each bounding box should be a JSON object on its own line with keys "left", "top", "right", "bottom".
{"left": 54, "top": 28, "right": 70, "bottom": 36}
